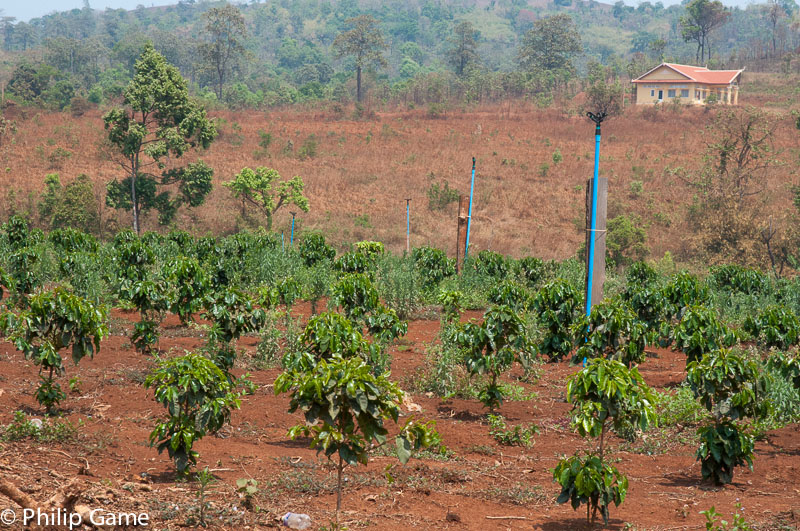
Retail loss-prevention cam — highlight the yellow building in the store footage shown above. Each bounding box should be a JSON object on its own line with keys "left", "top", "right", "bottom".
{"left": 632, "top": 63, "right": 743, "bottom": 105}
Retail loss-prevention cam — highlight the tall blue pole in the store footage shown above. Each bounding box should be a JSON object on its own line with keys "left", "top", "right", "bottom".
{"left": 281, "top": 231, "right": 285, "bottom": 252}
{"left": 405, "top": 198, "right": 411, "bottom": 254}
{"left": 585, "top": 111, "right": 606, "bottom": 319}
{"left": 290, "top": 212, "right": 296, "bottom": 246}
{"left": 465, "top": 157, "right": 476, "bottom": 260}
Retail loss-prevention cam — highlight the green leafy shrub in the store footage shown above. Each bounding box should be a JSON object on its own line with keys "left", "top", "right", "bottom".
{"left": 454, "top": 305, "right": 535, "bottom": 410}
{"left": 671, "top": 305, "right": 737, "bottom": 365}
{"left": 516, "top": 256, "right": 545, "bottom": 287}
{"left": 743, "top": 305, "right": 800, "bottom": 349}
{"left": 145, "top": 351, "right": 242, "bottom": 476}
{"left": 411, "top": 246, "right": 455, "bottom": 290}
{"left": 687, "top": 349, "right": 766, "bottom": 485}
{"left": 765, "top": 351, "right": 800, "bottom": 389}
{"left": 166, "top": 256, "right": 211, "bottom": 324}
{"left": 334, "top": 251, "right": 374, "bottom": 275}
{"left": 5, "top": 287, "right": 108, "bottom": 412}
{"left": 376, "top": 256, "right": 423, "bottom": 320}
{"left": 573, "top": 298, "right": 647, "bottom": 367}
{"left": 531, "top": 279, "right": 580, "bottom": 361}
{"left": 426, "top": 180, "right": 459, "bottom": 211}
{"left": 299, "top": 233, "right": 336, "bottom": 267}
{"left": 487, "top": 280, "right": 529, "bottom": 312}
{"left": 662, "top": 271, "right": 710, "bottom": 320}
{"left": 120, "top": 279, "right": 171, "bottom": 354}
{"left": 469, "top": 250, "right": 510, "bottom": 279}
{"left": 710, "top": 264, "right": 770, "bottom": 295}
{"left": 622, "top": 269, "right": 669, "bottom": 333}
{"left": 203, "top": 288, "right": 267, "bottom": 372}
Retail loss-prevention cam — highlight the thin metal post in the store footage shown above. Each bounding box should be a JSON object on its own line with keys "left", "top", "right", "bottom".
{"left": 281, "top": 231, "right": 285, "bottom": 252}
{"left": 405, "top": 198, "right": 411, "bottom": 255}
{"left": 465, "top": 157, "right": 476, "bottom": 260}
{"left": 290, "top": 212, "right": 296, "bottom": 246}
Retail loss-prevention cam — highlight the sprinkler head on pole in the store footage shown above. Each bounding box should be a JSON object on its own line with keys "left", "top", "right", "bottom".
{"left": 472, "top": 157, "right": 476, "bottom": 169}
{"left": 586, "top": 111, "right": 607, "bottom": 134}
{"left": 290, "top": 211, "right": 296, "bottom": 219}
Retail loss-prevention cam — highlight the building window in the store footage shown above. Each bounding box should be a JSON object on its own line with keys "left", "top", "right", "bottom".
{"left": 667, "top": 89, "right": 676, "bottom": 98}
{"left": 681, "top": 89, "right": 689, "bottom": 98}
{"left": 650, "top": 89, "right": 655, "bottom": 97}
{"left": 695, "top": 90, "right": 700, "bottom": 99}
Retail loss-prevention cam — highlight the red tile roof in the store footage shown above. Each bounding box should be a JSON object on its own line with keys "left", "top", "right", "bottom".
{"left": 633, "top": 63, "right": 743, "bottom": 85}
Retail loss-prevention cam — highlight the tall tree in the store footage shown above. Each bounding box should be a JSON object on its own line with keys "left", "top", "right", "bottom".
{"left": 517, "top": 14, "right": 582, "bottom": 87}
{"left": 200, "top": 4, "right": 248, "bottom": 101}
{"left": 764, "top": 0, "right": 787, "bottom": 56}
{"left": 680, "top": 0, "right": 730, "bottom": 63}
{"left": 103, "top": 43, "right": 217, "bottom": 234}
{"left": 333, "top": 15, "right": 387, "bottom": 103}
{"left": 447, "top": 21, "right": 480, "bottom": 76}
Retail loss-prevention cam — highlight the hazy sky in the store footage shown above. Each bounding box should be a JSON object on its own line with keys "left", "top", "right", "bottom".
{"left": 1, "top": 1, "right": 177, "bottom": 23}
{"left": 1, "top": 0, "right": 761, "bottom": 24}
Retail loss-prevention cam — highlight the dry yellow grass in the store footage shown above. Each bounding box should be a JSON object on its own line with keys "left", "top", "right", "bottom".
{"left": 1, "top": 85, "right": 797, "bottom": 263}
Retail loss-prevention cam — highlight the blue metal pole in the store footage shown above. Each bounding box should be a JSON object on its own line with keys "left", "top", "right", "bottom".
{"left": 281, "top": 231, "right": 285, "bottom": 252}
{"left": 586, "top": 124, "right": 601, "bottom": 319}
{"left": 465, "top": 157, "right": 476, "bottom": 260}
{"left": 290, "top": 213, "right": 296, "bottom": 246}
{"left": 405, "top": 198, "right": 411, "bottom": 254}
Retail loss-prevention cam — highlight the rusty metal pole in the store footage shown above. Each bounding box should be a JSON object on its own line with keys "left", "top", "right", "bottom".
{"left": 456, "top": 195, "right": 469, "bottom": 274}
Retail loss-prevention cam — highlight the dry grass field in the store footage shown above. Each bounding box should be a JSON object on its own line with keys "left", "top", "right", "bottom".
{"left": 1, "top": 72, "right": 798, "bottom": 263}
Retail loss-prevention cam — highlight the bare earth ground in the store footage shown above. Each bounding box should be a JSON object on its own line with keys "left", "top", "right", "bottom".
{"left": 0, "top": 304, "right": 798, "bottom": 530}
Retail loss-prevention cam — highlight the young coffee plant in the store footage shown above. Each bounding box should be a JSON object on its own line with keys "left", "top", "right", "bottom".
{"left": 437, "top": 289, "right": 464, "bottom": 324}
{"left": 765, "top": 351, "right": 800, "bottom": 389}
{"left": 275, "top": 353, "right": 439, "bottom": 521}
{"left": 145, "top": 351, "right": 242, "bottom": 476}
{"left": 453, "top": 305, "right": 535, "bottom": 411}
{"left": 622, "top": 262, "right": 669, "bottom": 332}
{"left": 573, "top": 298, "right": 647, "bottom": 367}
{"left": 120, "top": 279, "right": 171, "bottom": 354}
{"left": 469, "top": 250, "right": 510, "bottom": 279}
{"left": 516, "top": 256, "right": 545, "bottom": 287}
{"left": 709, "top": 264, "right": 770, "bottom": 296}
{"left": 662, "top": 271, "right": 710, "bottom": 321}
{"left": 299, "top": 232, "right": 336, "bottom": 267}
{"left": 531, "top": 279, "right": 580, "bottom": 361}
{"left": 203, "top": 287, "right": 267, "bottom": 372}
{"left": 411, "top": 246, "right": 455, "bottom": 291}
{"left": 743, "top": 304, "right": 800, "bottom": 350}
{"left": 555, "top": 358, "right": 656, "bottom": 524}
{"left": 487, "top": 280, "right": 529, "bottom": 312}
{"left": 670, "top": 305, "right": 737, "bottom": 365}
{"left": 5, "top": 287, "right": 108, "bottom": 413}
{"left": 687, "top": 348, "right": 767, "bottom": 485}
{"left": 166, "top": 256, "right": 211, "bottom": 324}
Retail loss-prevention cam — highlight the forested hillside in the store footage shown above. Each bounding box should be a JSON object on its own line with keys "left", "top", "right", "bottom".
{"left": 0, "top": 0, "right": 798, "bottom": 110}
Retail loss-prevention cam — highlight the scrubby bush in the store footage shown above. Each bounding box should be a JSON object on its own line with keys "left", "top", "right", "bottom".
{"left": 574, "top": 298, "right": 647, "bottom": 367}
{"left": 743, "top": 305, "right": 800, "bottom": 349}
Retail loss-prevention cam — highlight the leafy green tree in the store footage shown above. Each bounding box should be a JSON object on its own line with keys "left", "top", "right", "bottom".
{"left": 5, "top": 287, "right": 108, "bottom": 413}
{"left": 687, "top": 349, "right": 767, "bottom": 484}
{"left": 743, "top": 304, "right": 800, "bottom": 349}
{"left": 446, "top": 21, "right": 480, "bottom": 76}
{"left": 120, "top": 279, "right": 171, "bottom": 354}
{"left": 586, "top": 79, "right": 623, "bottom": 118}
{"left": 680, "top": 0, "right": 730, "bottom": 62}
{"left": 517, "top": 14, "right": 582, "bottom": 86}
{"left": 103, "top": 43, "right": 217, "bottom": 234}
{"left": 200, "top": 4, "right": 248, "bottom": 101}
{"left": 202, "top": 287, "right": 267, "bottom": 372}
{"left": 224, "top": 167, "right": 309, "bottom": 230}
{"left": 333, "top": 15, "right": 387, "bottom": 102}
{"left": 145, "top": 351, "right": 242, "bottom": 476}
